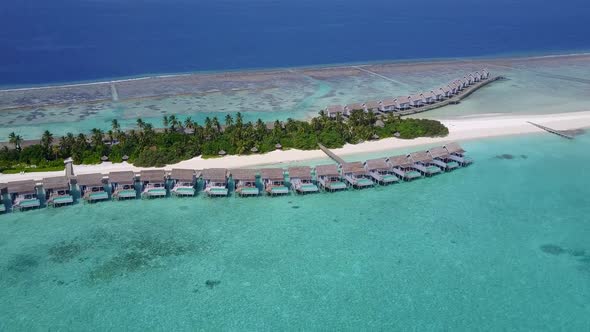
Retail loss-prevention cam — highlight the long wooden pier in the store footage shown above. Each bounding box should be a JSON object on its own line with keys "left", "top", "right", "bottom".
{"left": 318, "top": 143, "right": 345, "bottom": 164}
{"left": 395, "top": 76, "right": 504, "bottom": 116}
{"left": 527, "top": 121, "right": 574, "bottom": 139}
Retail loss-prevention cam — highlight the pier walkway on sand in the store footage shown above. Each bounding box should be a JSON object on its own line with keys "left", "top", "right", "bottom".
{"left": 527, "top": 121, "right": 574, "bottom": 139}
{"left": 318, "top": 143, "right": 345, "bottom": 164}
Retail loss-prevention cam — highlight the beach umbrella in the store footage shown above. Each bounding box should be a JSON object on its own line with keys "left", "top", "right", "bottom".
{"left": 275, "top": 143, "right": 282, "bottom": 150}
{"left": 394, "top": 132, "right": 401, "bottom": 137}
{"left": 122, "top": 155, "right": 129, "bottom": 161}
{"left": 372, "top": 134, "right": 379, "bottom": 140}
{"left": 101, "top": 155, "right": 109, "bottom": 162}
{"left": 250, "top": 147, "right": 259, "bottom": 153}
{"left": 375, "top": 120, "right": 385, "bottom": 128}
{"left": 218, "top": 150, "right": 226, "bottom": 156}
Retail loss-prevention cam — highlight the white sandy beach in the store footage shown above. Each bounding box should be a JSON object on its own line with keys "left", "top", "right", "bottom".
{"left": 1, "top": 111, "right": 589, "bottom": 182}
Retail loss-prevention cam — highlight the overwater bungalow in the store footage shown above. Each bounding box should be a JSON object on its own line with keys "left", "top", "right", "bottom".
{"left": 315, "top": 164, "right": 347, "bottom": 192}
{"left": 467, "top": 74, "right": 475, "bottom": 84}
{"left": 170, "top": 168, "right": 197, "bottom": 197}
{"left": 288, "top": 166, "right": 318, "bottom": 194}
{"left": 448, "top": 83, "right": 458, "bottom": 95}
{"left": 387, "top": 155, "right": 422, "bottom": 181}
{"left": 231, "top": 169, "right": 259, "bottom": 196}
{"left": 432, "top": 89, "right": 445, "bottom": 101}
{"left": 201, "top": 168, "right": 229, "bottom": 197}
{"left": 444, "top": 142, "right": 473, "bottom": 166}
{"left": 408, "top": 151, "right": 442, "bottom": 176}
{"left": 394, "top": 96, "right": 411, "bottom": 110}
{"left": 77, "top": 173, "right": 109, "bottom": 202}
{"left": 140, "top": 170, "right": 167, "bottom": 198}
{"left": 364, "top": 158, "right": 399, "bottom": 185}
{"left": 473, "top": 71, "right": 482, "bottom": 82}
{"left": 421, "top": 91, "right": 436, "bottom": 104}
{"left": 7, "top": 180, "right": 40, "bottom": 210}
{"left": 380, "top": 99, "right": 397, "bottom": 112}
{"left": 410, "top": 94, "right": 425, "bottom": 107}
{"left": 43, "top": 176, "right": 73, "bottom": 207}
{"left": 260, "top": 168, "right": 289, "bottom": 196}
{"left": 364, "top": 100, "right": 381, "bottom": 113}
{"left": 108, "top": 171, "right": 137, "bottom": 200}
{"left": 341, "top": 162, "right": 374, "bottom": 188}
{"left": 440, "top": 86, "right": 453, "bottom": 98}
{"left": 344, "top": 103, "right": 364, "bottom": 114}
{"left": 427, "top": 146, "right": 460, "bottom": 171}
{"left": 454, "top": 80, "right": 465, "bottom": 91}
{"left": 326, "top": 105, "right": 344, "bottom": 118}
{"left": 482, "top": 69, "right": 490, "bottom": 79}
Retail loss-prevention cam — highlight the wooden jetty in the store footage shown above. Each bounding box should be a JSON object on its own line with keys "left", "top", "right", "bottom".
{"left": 315, "top": 164, "right": 347, "bottom": 192}
{"left": 364, "top": 158, "right": 399, "bottom": 185}
{"left": 231, "top": 169, "right": 259, "bottom": 197}
{"left": 7, "top": 180, "right": 40, "bottom": 210}
{"left": 201, "top": 168, "right": 229, "bottom": 197}
{"left": 318, "top": 143, "right": 345, "bottom": 164}
{"left": 387, "top": 155, "right": 422, "bottom": 181}
{"left": 288, "top": 166, "right": 318, "bottom": 194}
{"left": 43, "top": 176, "right": 73, "bottom": 207}
{"left": 77, "top": 173, "right": 109, "bottom": 202}
{"left": 527, "top": 121, "right": 574, "bottom": 139}
{"left": 109, "top": 171, "right": 138, "bottom": 200}
{"left": 170, "top": 168, "right": 197, "bottom": 197}
{"left": 260, "top": 168, "right": 289, "bottom": 196}
{"left": 140, "top": 170, "right": 167, "bottom": 198}
{"left": 341, "top": 162, "right": 374, "bottom": 188}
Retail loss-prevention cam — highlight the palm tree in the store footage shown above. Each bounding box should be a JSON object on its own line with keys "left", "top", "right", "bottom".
{"left": 184, "top": 117, "right": 194, "bottom": 130}
{"left": 225, "top": 114, "right": 234, "bottom": 127}
{"left": 136, "top": 118, "right": 146, "bottom": 131}
{"left": 41, "top": 130, "right": 54, "bottom": 157}
{"left": 212, "top": 117, "right": 221, "bottom": 133}
{"left": 168, "top": 115, "right": 179, "bottom": 131}
{"left": 111, "top": 119, "right": 120, "bottom": 133}
{"left": 90, "top": 128, "right": 104, "bottom": 147}
{"left": 8, "top": 132, "right": 23, "bottom": 151}
{"left": 162, "top": 115, "right": 169, "bottom": 129}
{"left": 236, "top": 112, "right": 243, "bottom": 128}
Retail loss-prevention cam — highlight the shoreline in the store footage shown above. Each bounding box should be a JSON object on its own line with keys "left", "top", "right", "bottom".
{"left": 1, "top": 111, "right": 588, "bottom": 182}
{"left": 1, "top": 50, "right": 589, "bottom": 93}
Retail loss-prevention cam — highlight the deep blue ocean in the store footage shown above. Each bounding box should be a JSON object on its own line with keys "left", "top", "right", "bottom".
{"left": 1, "top": 0, "right": 590, "bottom": 86}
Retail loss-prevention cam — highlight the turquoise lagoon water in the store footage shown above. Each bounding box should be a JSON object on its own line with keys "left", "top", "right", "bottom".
{"left": 1, "top": 133, "right": 590, "bottom": 330}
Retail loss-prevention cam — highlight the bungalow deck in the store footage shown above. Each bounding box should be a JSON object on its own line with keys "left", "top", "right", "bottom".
{"left": 201, "top": 168, "right": 229, "bottom": 197}
{"left": 341, "top": 162, "right": 374, "bottom": 188}
{"left": 170, "top": 168, "right": 197, "bottom": 197}
{"left": 140, "top": 170, "right": 167, "bottom": 198}
{"left": 77, "top": 173, "right": 109, "bottom": 202}
{"left": 231, "top": 169, "right": 260, "bottom": 197}
{"left": 288, "top": 166, "right": 318, "bottom": 194}
{"left": 43, "top": 176, "right": 73, "bottom": 207}
{"left": 315, "top": 164, "right": 347, "bottom": 192}
{"left": 260, "top": 168, "right": 289, "bottom": 196}
{"left": 364, "top": 158, "right": 399, "bottom": 185}
{"left": 108, "top": 171, "right": 138, "bottom": 200}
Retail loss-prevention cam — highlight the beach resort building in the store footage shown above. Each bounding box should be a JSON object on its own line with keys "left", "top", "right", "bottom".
{"left": 380, "top": 99, "right": 397, "bottom": 112}
{"left": 427, "top": 146, "right": 460, "bottom": 171}
{"left": 408, "top": 151, "right": 442, "bottom": 176}
{"left": 341, "top": 162, "right": 374, "bottom": 188}
{"left": 325, "top": 105, "right": 344, "bottom": 118}
{"left": 201, "top": 168, "right": 229, "bottom": 197}
{"left": 444, "top": 142, "right": 473, "bottom": 166}
{"left": 109, "top": 171, "right": 137, "bottom": 200}
{"left": 43, "top": 176, "right": 73, "bottom": 207}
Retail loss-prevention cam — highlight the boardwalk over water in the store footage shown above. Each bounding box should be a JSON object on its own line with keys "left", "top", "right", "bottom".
{"left": 318, "top": 143, "right": 345, "bottom": 164}
{"left": 527, "top": 121, "right": 574, "bottom": 139}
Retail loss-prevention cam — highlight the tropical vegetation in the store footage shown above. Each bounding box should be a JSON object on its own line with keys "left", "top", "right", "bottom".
{"left": 0, "top": 111, "right": 448, "bottom": 170}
